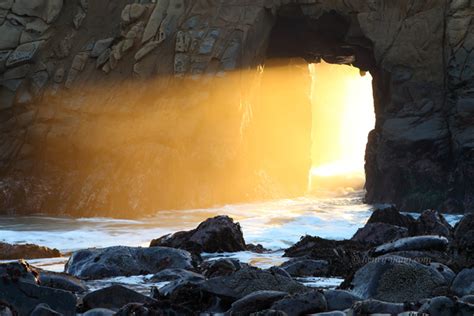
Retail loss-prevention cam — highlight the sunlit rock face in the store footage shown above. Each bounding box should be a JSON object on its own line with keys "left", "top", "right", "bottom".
{"left": 0, "top": 0, "right": 472, "bottom": 215}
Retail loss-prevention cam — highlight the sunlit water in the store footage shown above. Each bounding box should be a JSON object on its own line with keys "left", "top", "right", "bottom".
{"left": 0, "top": 191, "right": 463, "bottom": 293}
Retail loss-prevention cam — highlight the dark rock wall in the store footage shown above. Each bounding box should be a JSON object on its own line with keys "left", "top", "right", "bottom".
{"left": 0, "top": 0, "right": 472, "bottom": 215}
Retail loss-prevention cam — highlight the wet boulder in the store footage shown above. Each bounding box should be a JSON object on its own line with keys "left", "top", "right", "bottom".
{"left": 284, "top": 236, "right": 368, "bottom": 278}
{"left": 366, "top": 206, "right": 415, "bottom": 228}
{"left": 323, "top": 290, "right": 362, "bottom": 311}
{"left": 0, "top": 261, "right": 76, "bottom": 315}
{"left": 150, "top": 215, "right": 247, "bottom": 253}
{"left": 373, "top": 235, "right": 449, "bottom": 256}
{"left": 30, "top": 303, "right": 62, "bottom": 316}
{"left": 65, "top": 246, "right": 194, "bottom": 279}
{"left": 228, "top": 291, "right": 288, "bottom": 315}
{"left": 452, "top": 214, "right": 474, "bottom": 268}
{"left": 280, "top": 258, "right": 329, "bottom": 277}
{"left": 270, "top": 291, "right": 328, "bottom": 316}
{"left": 351, "top": 222, "right": 409, "bottom": 246}
{"left": 349, "top": 299, "right": 408, "bottom": 315}
{"left": 201, "top": 258, "right": 248, "bottom": 278}
{"left": 82, "top": 285, "right": 157, "bottom": 311}
{"left": 409, "top": 210, "right": 453, "bottom": 238}
{"left": 38, "top": 270, "right": 88, "bottom": 293}
{"left": 200, "top": 267, "right": 308, "bottom": 300}
{"left": 0, "top": 304, "right": 13, "bottom": 316}
{"left": 151, "top": 269, "right": 206, "bottom": 296}
{"left": 418, "top": 296, "right": 456, "bottom": 316}
{"left": 0, "top": 242, "right": 60, "bottom": 260}
{"left": 348, "top": 255, "right": 447, "bottom": 302}
{"left": 451, "top": 268, "right": 474, "bottom": 297}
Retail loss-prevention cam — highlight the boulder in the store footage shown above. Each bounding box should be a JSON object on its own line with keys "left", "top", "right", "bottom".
{"left": 348, "top": 255, "right": 448, "bottom": 302}
{"left": 228, "top": 291, "right": 288, "bottom": 315}
{"left": 409, "top": 210, "right": 453, "bottom": 238}
{"left": 38, "top": 270, "right": 87, "bottom": 293}
{"left": 0, "top": 242, "right": 60, "bottom": 260}
{"left": 149, "top": 268, "right": 205, "bottom": 296}
{"left": 461, "top": 295, "right": 474, "bottom": 304}
{"left": 0, "top": 261, "right": 76, "bottom": 315}
{"left": 270, "top": 291, "right": 328, "bottom": 316}
{"left": 373, "top": 235, "right": 449, "bottom": 256}
{"left": 65, "top": 246, "right": 194, "bottom": 279}
{"left": 83, "top": 309, "right": 115, "bottom": 316}
{"left": 310, "top": 312, "right": 345, "bottom": 316}
{"left": 200, "top": 267, "right": 308, "bottom": 300}
{"left": 284, "top": 236, "right": 368, "bottom": 278}
{"left": 91, "top": 38, "right": 114, "bottom": 58}
{"left": 428, "top": 263, "right": 456, "bottom": 284}
{"left": 418, "top": 296, "right": 456, "bottom": 316}
{"left": 323, "top": 290, "right": 362, "bottom": 311}
{"left": 30, "top": 304, "right": 61, "bottom": 316}
{"left": 11, "top": 0, "right": 63, "bottom": 23}
{"left": 280, "top": 259, "right": 329, "bottom": 277}
{"left": 82, "top": 285, "right": 157, "bottom": 311}
{"left": 366, "top": 206, "right": 415, "bottom": 228}
{"left": 201, "top": 258, "right": 247, "bottom": 278}
{"left": 150, "top": 216, "right": 247, "bottom": 253}
{"left": 349, "top": 299, "right": 408, "bottom": 315}
{"left": 351, "top": 222, "right": 408, "bottom": 245}
{"left": 451, "top": 268, "right": 474, "bottom": 297}
{"left": 0, "top": 304, "right": 13, "bottom": 316}
{"left": 6, "top": 40, "right": 43, "bottom": 67}
{"left": 452, "top": 214, "right": 474, "bottom": 268}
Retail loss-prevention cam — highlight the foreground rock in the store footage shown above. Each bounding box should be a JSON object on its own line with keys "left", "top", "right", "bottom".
{"left": 150, "top": 215, "right": 247, "bottom": 253}
{"left": 280, "top": 258, "right": 329, "bottom": 277}
{"left": 452, "top": 214, "right": 474, "bottom": 268}
{"left": 373, "top": 235, "right": 449, "bottom": 256}
{"left": 366, "top": 206, "right": 415, "bottom": 228}
{"left": 0, "top": 261, "right": 76, "bottom": 315}
{"left": 270, "top": 291, "right": 327, "bottom": 316}
{"left": 82, "top": 285, "right": 157, "bottom": 311}
{"left": 284, "top": 236, "right": 368, "bottom": 278}
{"left": 65, "top": 246, "right": 194, "bottom": 279}
{"left": 38, "top": 270, "right": 88, "bottom": 293}
{"left": 348, "top": 255, "right": 448, "bottom": 302}
{"left": 451, "top": 268, "right": 474, "bottom": 297}
{"left": 351, "top": 222, "right": 408, "bottom": 246}
{"left": 0, "top": 242, "right": 60, "bottom": 260}
{"left": 409, "top": 209, "right": 453, "bottom": 238}
{"left": 200, "top": 267, "right": 308, "bottom": 300}
{"left": 228, "top": 291, "right": 288, "bottom": 315}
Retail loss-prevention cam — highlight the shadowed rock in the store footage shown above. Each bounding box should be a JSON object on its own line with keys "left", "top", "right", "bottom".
{"left": 150, "top": 215, "right": 247, "bottom": 253}
{"left": 38, "top": 270, "right": 88, "bottom": 293}
{"left": 0, "top": 261, "right": 76, "bottom": 315}
{"left": 366, "top": 206, "right": 415, "bottom": 228}
{"left": 82, "top": 285, "right": 157, "bottom": 311}
{"left": 351, "top": 222, "right": 409, "bottom": 246}
{"left": 323, "top": 290, "right": 362, "bottom": 311}
{"left": 280, "top": 258, "right": 329, "bottom": 277}
{"left": 452, "top": 214, "right": 474, "bottom": 268}
{"left": 270, "top": 291, "right": 327, "bottom": 316}
{"left": 409, "top": 209, "right": 453, "bottom": 238}
{"left": 0, "top": 242, "right": 60, "bottom": 260}
{"left": 65, "top": 246, "right": 194, "bottom": 279}
{"left": 200, "top": 267, "right": 308, "bottom": 300}
{"left": 348, "top": 255, "right": 447, "bottom": 302}
{"left": 451, "top": 268, "right": 474, "bottom": 297}
{"left": 228, "top": 291, "right": 288, "bottom": 316}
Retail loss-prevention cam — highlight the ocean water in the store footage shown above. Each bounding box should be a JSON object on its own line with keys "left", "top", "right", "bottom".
{"left": 0, "top": 191, "right": 464, "bottom": 293}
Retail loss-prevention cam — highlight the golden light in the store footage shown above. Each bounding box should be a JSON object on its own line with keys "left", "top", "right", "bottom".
{"left": 309, "top": 61, "right": 375, "bottom": 193}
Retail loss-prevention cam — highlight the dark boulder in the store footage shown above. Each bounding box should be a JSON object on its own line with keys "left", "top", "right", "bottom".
{"left": 82, "top": 285, "right": 157, "bottom": 311}
{"left": 83, "top": 309, "right": 115, "bottom": 316}
{"left": 322, "top": 290, "right": 362, "bottom": 311}
{"left": 30, "top": 304, "right": 62, "bottom": 316}
{"left": 373, "top": 235, "right": 449, "bottom": 256}
{"left": 409, "top": 209, "right": 453, "bottom": 238}
{"left": 228, "top": 291, "right": 288, "bottom": 316}
{"left": 65, "top": 246, "right": 194, "bottom": 279}
{"left": 350, "top": 299, "right": 408, "bottom": 315}
{"left": 201, "top": 267, "right": 308, "bottom": 300}
{"left": 152, "top": 269, "right": 206, "bottom": 297}
{"left": 452, "top": 214, "right": 474, "bottom": 268}
{"left": 429, "top": 262, "right": 456, "bottom": 284}
{"left": 201, "top": 258, "right": 248, "bottom": 278}
{"left": 418, "top": 296, "right": 456, "bottom": 316}
{"left": 310, "top": 312, "right": 345, "bottom": 316}
{"left": 280, "top": 258, "right": 329, "bottom": 277}
{"left": 116, "top": 302, "right": 194, "bottom": 316}
{"left": 270, "top": 291, "right": 327, "bottom": 316}
{"left": 0, "top": 261, "right": 76, "bottom": 315}
{"left": 451, "top": 268, "right": 474, "bottom": 297}
{"left": 461, "top": 295, "right": 474, "bottom": 304}
{"left": 267, "top": 266, "right": 291, "bottom": 279}
{"left": 38, "top": 270, "right": 88, "bottom": 293}
{"left": 351, "top": 222, "right": 408, "bottom": 246}
{"left": 382, "top": 250, "right": 451, "bottom": 265}
{"left": 366, "top": 206, "right": 415, "bottom": 228}
{"left": 150, "top": 215, "right": 247, "bottom": 253}
{"left": 348, "top": 255, "right": 447, "bottom": 302}
{"left": 0, "top": 242, "right": 60, "bottom": 260}
{"left": 0, "top": 304, "right": 13, "bottom": 316}
{"left": 284, "top": 236, "right": 368, "bottom": 278}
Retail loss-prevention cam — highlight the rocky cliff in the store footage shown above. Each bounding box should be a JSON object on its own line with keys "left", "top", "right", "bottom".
{"left": 0, "top": 0, "right": 472, "bottom": 215}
